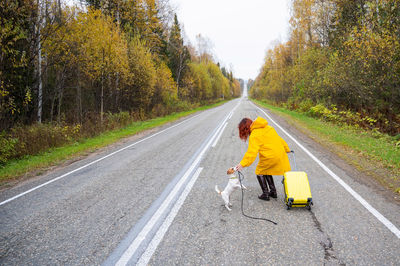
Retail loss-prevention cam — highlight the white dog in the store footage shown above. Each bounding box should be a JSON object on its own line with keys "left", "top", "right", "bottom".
{"left": 215, "top": 168, "right": 247, "bottom": 211}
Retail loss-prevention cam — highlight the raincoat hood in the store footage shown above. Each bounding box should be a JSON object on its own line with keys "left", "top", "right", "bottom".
{"left": 250, "top": 117, "right": 268, "bottom": 131}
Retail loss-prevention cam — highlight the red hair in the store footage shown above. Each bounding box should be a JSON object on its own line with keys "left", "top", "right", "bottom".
{"left": 238, "top": 118, "right": 253, "bottom": 141}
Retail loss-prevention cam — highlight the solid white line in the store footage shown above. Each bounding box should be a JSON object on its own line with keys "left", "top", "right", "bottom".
{"left": 212, "top": 122, "right": 228, "bottom": 148}
{"left": 252, "top": 102, "right": 400, "bottom": 239}
{"left": 115, "top": 153, "right": 199, "bottom": 266}
{"left": 115, "top": 106, "right": 237, "bottom": 265}
{"left": 0, "top": 112, "right": 204, "bottom": 207}
{"left": 136, "top": 167, "right": 204, "bottom": 266}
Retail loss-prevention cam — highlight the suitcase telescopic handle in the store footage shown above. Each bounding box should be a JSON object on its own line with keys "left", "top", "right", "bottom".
{"left": 289, "top": 150, "right": 297, "bottom": 171}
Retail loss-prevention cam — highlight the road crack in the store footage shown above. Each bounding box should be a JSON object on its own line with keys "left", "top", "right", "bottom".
{"left": 310, "top": 211, "right": 345, "bottom": 265}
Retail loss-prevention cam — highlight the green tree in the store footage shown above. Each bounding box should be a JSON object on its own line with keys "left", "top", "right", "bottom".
{"left": 168, "top": 14, "right": 190, "bottom": 96}
{"left": 144, "top": 0, "right": 167, "bottom": 57}
{"left": 0, "top": 0, "right": 35, "bottom": 129}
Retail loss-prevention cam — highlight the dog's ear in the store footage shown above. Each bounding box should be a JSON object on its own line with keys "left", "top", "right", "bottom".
{"left": 227, "top": 168, "right": 234, "bottom": 175}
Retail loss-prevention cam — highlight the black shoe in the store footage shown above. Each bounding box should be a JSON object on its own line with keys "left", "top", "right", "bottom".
{"left": 268, "top": 191, "right": 277, "bottom": 198}
{"left": 266, "top": 175, "right": 277, "bottom": 198}
{"left": 258, "top": 193, "right": 270, "bottom": 201}
{"left": 256, "top": 175, "right": 270, "bottom": 201}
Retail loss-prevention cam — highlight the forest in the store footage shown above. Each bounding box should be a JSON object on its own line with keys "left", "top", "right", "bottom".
{"left": 0, "top": 0, "right": 241, "bottom": 164}
{"left": 250, "top": 0, "right": 399, "bottom": 136}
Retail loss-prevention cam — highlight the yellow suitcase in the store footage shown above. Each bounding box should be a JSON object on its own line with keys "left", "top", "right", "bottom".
{"left": 282, "top": 171, "right": 313, "bottom": 210}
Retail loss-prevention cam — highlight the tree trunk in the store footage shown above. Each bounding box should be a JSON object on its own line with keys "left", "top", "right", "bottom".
{"left": 57, "top": 85, "right": 63, "bottom": 124}
{"left": 101, "top": 75, "right": 104, "bottom": 123}
{"left": 56, "top": 66, "right": 66, "bottom": 123}
{"left": 176, "top": 51, "right": 183, "bottom": 96}
{"left": 101, "top": 49, "right": 104, "bottom": 123}
{"left": 115, "top": 72, "right": 119, "bottom": 112}
{"left": 37, "top": 0, "right": 43, "bottom": 123}
{"left": 76, "top": 66, "right": 82, "bottom": 124}
{"left": 50, "top": 92, "right": 55, "bottom": 122}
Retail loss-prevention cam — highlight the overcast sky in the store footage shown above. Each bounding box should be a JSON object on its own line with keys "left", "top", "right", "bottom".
{"left": 169, "top": 0, "right": 291, "bottom": 80}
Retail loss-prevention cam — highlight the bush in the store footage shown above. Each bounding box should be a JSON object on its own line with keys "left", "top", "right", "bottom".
{"left": 305, "top": 103, "right": 399, "bottom": 135}
{"left": 298, "top": 99, "right": 314, "bottom": 113}
{"left": 10, "top": 123, "right": 82, "bottom": 157}
{"left": 309, "top": 104, "right": 327, "bottom": 118}
{"left": 0, "top": 132, "right": 18, "bottom": 165}
{"left": 105, "top": 112, "right": 131, "bottom": 130}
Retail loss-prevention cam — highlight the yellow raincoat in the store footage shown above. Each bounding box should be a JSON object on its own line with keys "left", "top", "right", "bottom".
{"left": 239, "top": 117, "right": 291, "bottom": 175}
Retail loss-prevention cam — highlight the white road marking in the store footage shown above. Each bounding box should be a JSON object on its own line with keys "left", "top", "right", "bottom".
{"left": 228, "top": 111, "right": 234, "bottom": 120}
{"left": 252, "top": 101, "right": 400, "bottom": 239}
{"left": 211, "top": 101, "right": 241, "bottom": 148}
{"left": 115, "top": 151, "right": 200, "bottom": 266}
{"left": 0, "top": 112, "right": 205, "bottom": 207}
{"left": 213, "top": 101, "right": 241, "bottom": 148}
{"left": 136, "top": 167, "right": 203, "bottom": 266}
{"left": 115, "top": 103, "right": 239, "bottom": 265}
{"left": 212, "top": 122, "right": 228, "bottom": 148}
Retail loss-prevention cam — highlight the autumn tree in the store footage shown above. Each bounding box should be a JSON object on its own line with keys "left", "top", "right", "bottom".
{"left": 42, "top": 8, "right": 129, "bottom": 123}
{"left": 121, "top": 37, "right": 156, "bottom": 113}
{"left": 150, "top": 60, "right": 178, "bottom": 116}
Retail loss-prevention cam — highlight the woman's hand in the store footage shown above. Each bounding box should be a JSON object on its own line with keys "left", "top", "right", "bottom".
{"left": 235, "top": 164, "right": 243, "bottom": 172}
{"left": 227, "top": 164, "right": 243, "bottom": 174}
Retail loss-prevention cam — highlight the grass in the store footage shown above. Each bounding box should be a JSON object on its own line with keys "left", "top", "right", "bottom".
{"left": 253, "top": 99, "right": 400, "bottom": 194}
{"left": 0, "top": 101, "right": 227, "bottom": 186}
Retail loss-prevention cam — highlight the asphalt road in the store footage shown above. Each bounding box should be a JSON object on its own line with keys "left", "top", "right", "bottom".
{"left": 1, "top": 96, "right": 399, "bottom": 265}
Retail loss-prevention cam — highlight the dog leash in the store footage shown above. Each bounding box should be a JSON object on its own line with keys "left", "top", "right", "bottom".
{"left": 237, "top": 171, "right": 277, "bottom": 225}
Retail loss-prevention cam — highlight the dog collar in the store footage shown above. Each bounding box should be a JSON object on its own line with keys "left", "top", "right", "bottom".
{"left": 229, "top": 176, "right": 237, "bottom": 180}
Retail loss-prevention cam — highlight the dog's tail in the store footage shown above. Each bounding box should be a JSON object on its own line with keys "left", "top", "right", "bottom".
{"left": 215, "top": 185, "right": 222, "bottom": 194}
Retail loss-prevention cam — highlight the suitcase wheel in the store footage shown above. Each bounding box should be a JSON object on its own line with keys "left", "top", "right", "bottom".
{"left": 287, "top": 198, "right": 293, "bottom": 210}
{"left": 306, "top": 198, "right": 313, "bottom": 210}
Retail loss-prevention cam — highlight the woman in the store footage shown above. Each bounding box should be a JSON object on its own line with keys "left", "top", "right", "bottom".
{"left": 229, "top": 117, "right": 291, "bottom": 201}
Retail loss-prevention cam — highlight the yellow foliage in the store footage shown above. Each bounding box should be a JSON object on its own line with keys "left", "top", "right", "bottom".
{"left": 43, "top": 7, "right": 129, "bottom": 82}
{"left": 124, "top": 37, "right": 156, "bottom": 109}
{"left": 155, "top": 61, "right": 178, "bottom": 104}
